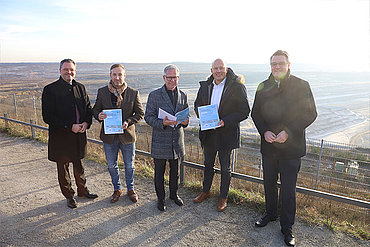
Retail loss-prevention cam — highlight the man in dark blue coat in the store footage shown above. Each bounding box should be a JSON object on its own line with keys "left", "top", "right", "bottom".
{"left": 194, "top": 58, "right": 250, "bottom": 212}
{"left": 252, "top": 50, "right": 317, "bottom": 246}
{"left": 42, "top": 59, "right": 98, "bottom": 209}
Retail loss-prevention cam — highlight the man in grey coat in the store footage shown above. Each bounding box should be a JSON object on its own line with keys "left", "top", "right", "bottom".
{"left": 144, "top": 64, "right": 189, "bottom": 211}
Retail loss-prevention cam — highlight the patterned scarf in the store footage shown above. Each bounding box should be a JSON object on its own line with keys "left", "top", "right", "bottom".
{"left": 108, "top": 80, "right": 127, "bottom": 107}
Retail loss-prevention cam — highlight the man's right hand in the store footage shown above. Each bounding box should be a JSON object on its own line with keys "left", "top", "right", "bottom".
{"left": 163, "top": 116, "right": 178, "bottom": 126}
{"left": 264, "top": 131, "right": 277, "bottom": 143}
{"left": 72, "top": 124, "right": 82, "bottom": 133}
{"left": 98, "top": 112, "right": 107, "bottom": 121}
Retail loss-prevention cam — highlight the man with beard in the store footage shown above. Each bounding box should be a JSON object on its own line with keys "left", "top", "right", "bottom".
{"left": 93, "top": 64, "right": 144, "bottom": 203}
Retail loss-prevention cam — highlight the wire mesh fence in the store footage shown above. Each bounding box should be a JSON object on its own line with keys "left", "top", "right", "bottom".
{"left": 1, "top": 92, "right": 369, "bottom": 204}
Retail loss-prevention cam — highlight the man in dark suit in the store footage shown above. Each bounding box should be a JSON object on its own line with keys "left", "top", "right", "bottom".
{"left": 193, "top": 58, "right": 250, "bottom": 212}
{"left": 144, "top": 64, "right": 189, "bottom": 211}
{"left": 92, "top": 64, "right": 144, "bottom": 203}
{"left": 252, "top": 50, "right": 317, "bottom": 246}
{"left": 42, "top": 59, "right": 98, "bottom": 209}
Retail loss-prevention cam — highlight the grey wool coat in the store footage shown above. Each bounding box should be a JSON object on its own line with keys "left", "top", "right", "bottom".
{"left": 144, "top": 85, "right": 188, "bottom": 160}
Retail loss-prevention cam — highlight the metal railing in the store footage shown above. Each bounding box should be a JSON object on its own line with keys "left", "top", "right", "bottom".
{"left": 1, "top": 113, "right": 369, "bottom": 209}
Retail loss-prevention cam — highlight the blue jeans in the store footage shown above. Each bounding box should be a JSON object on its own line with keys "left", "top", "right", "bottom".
{"left": 103, "top": 136, "right": 135, "bottom": 191}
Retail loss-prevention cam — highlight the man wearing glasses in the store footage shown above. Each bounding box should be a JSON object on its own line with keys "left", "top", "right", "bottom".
{"left": 252, "top": 50, "right": 317, "bottom": 246}
{"left": 193, "top": 58, "right": 250, "bottom": 212}
{"left": 42, "top": 59, "right": 98, "bottom": 209}
{"left": 144, "top": 64, "right": 189, "bottom": 211}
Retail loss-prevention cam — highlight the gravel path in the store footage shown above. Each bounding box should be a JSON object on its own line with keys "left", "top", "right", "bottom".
{"left": 0, "top": 132, "right": 367, "bottom": 247}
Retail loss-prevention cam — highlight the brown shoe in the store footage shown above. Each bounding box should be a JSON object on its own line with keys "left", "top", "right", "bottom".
{"left": 127, "top": 190, "right": 138, "bottom": 203}
{"left": 110, "top": 190, "right": 122, "bottom": 203}
{"left": 217, "top": 198, "right": 227, "bottom": 212}
{"left": 193, "top": 192, "right": 211, "bottom": 203}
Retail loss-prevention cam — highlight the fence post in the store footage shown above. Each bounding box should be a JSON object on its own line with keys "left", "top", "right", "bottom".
{"left": 13, "top": 93, "right": 17, "bottom": 117}
{"left": 258, "top": 156, "right": 262, "bottom": 178}
{"left": 314, "top": 139, "right": 324, "bottom": 190}
{"left": 30, "top": 119, "right": 35, "bottom": 139}
{"left": 180, "top": 157, "right": 185, "bottom": 186}
{"left": 32, "top": 96, "right": 37, "bottom": 124}
{"left": 4, "top": 113, "right": 9, "bottom": 128}
{"left": 231, "top": 149, "right": 235, "bottom": 172}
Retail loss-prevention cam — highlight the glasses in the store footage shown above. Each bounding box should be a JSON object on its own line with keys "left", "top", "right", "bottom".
{"left": 270, "top": 62, "right": 288, "bottom": 67}
{"left": 165, "top": 76, "right": 179, "bottom": 81}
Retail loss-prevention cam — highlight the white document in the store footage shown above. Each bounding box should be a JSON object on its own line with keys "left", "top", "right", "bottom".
{"left": 103, "top": 109, "right": 123, "bottom": 134}
{"left": 198, "top": 104, "right": 220, "bottom": 131}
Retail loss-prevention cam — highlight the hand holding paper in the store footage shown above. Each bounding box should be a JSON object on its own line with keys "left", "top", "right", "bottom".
{"left": 163, "top": 116, "right": 178, "bottom": 126}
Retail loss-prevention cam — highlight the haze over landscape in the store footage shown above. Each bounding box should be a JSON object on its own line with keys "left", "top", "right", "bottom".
{"left": 0, "top": 0, "right": 369, "bottom": 71}
{"left": 0, "top": 0, "right": 369, "bottom": 146}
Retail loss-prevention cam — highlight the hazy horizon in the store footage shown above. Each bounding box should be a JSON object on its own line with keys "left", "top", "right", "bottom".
{"left": 1, "top": 0, "right": 369, "bottom": 72}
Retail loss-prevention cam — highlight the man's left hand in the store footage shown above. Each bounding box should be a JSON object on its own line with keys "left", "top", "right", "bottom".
{"left": 275, "top": 130, "right": 288, "bottom": 143}
{"left": 180, "top": 118, "right": 189, "bottom": 126}
{"left": 79, "top": 122, "right": 88, "bottom": 133}
{"left": 122, "top": 121, "right": 128, "bottom": 130}
{"left": 217, "top": 119, "right": 224, "bottom": 127}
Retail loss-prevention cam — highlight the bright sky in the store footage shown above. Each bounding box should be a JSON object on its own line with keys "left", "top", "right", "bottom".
{"left": 0, "top": 0, "right": 369, "bottom": 71}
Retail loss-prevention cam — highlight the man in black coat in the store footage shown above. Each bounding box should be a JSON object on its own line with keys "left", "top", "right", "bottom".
{"left": 252, "top": 50, "right": 317, "bottom": 246}
{"left": 42, "top": 59, "right": 98, "bottom": 209}
{"left": 193, "top": 58, "right": 250, "bottom": 212}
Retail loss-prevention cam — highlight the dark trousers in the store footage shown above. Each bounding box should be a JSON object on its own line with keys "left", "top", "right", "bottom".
{"left": 202, "top": 144, "right": 232, "bottom": 199}
{"left": 262, "top": 155, "right": 301, "bottom": 232}
{"left": 154, "top": 158, "right": 180, "bottom": 200}
{"left": 56, "top": 160, "right": 87, "bottom": 199}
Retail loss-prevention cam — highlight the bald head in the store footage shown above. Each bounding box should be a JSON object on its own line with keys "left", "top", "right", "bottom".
{"left": 211, "top": 58, "right": 228, "bottom": 84}
{"left": 212, "top": 58, "right": 226, "bottom": 68}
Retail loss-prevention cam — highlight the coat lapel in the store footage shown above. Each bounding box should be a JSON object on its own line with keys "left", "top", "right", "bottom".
{"left": 207, "top": 82, "right": 213, "bottom": 105}
{"left": 103, "top": 86, "right": 114, "bottom": 108}
{"left": 160, "top": 85, "right": 175, "bottom": 113}
{"left": 219, "top": 76, "right": 233, "bottom": 111}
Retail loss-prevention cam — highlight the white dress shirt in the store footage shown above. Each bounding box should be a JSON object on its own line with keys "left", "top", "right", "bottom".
{"left": 210, "top": 77, "right": 226, "bottom": 110}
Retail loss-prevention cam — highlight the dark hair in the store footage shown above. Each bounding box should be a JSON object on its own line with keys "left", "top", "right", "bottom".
{"left": 110, "top": 64, "right": 125, "bottom": 72}
{"left": 59, "top": 58, "right": 76, "bottom": 69}
{"left": 270, "top": 50, "right": 290, "bottom": 63}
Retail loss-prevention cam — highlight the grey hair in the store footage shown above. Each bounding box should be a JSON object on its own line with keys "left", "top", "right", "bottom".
{"left": 60, "top": 58, "right": 76, "bottom": 69}
{"left": 163, "top": 64, "right": 179, "bottom": 76}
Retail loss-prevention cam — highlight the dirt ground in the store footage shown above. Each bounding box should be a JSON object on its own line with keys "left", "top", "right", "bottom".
{"left": 0, "top": 132, "right": 368, "bottom": 247}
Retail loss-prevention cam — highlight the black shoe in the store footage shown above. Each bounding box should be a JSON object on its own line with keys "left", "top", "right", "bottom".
{"left": 157, "top": 199, "right": 166, "bottom": 211}
{"left": 255, "top": 214, "right": 277, "bottom": 227}
{"left": 170, "top": 195, "right": 184, "bottom": 206}
{"left": 67, "top": 198, "right": 77, "bottom": 209}
{"left": 282, "top": 229, "right": 296, "bottom": 246}
{"left": 78, "top": 191, "right": 98, "bottom": 199}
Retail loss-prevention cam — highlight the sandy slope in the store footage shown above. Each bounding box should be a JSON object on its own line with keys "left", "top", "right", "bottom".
{"left": 0, "top": 133, "right": 367, "bottom": 247}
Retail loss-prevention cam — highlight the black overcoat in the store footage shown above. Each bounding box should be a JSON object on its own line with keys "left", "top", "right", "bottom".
{"left": 251, "top": 70, "right": 317, "bottom": 159}
{"left": 42, "top": 77, "right": 92, "bottom": 162}
{"left": 194, "top": 68, "right": 250, "bottom": 150}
